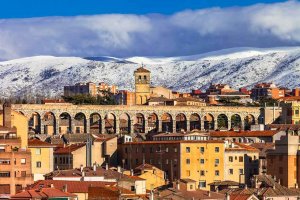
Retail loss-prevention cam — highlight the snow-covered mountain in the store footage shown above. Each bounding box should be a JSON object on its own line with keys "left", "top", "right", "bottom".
{"left": 1, "top": 47, "right": 300, "bottom": 98}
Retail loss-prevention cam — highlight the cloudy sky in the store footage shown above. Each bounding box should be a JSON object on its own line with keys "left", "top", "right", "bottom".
{"left": 0, "top": 0, "right": 299, "bottom": 60}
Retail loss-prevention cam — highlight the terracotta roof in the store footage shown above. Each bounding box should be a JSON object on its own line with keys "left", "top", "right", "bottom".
{"left": 175, "top": 97, "right": 204, "bottom": 102}
{"left": 278, "top": 96, "right": 300, "bottom": 102}
{"left": 11, "top": 187, "right": 76, "bottom": 199}
{"left": 266, "top": 124, "right": 300, "bottom": 131}
{"left": 230, "top": 194, "right": 254, "bottom": 200}
{"left": 148, "top": 97, "right": 173, "bottom": 102}
{"left": 250, "top": 143, "right": 275, "bottom": 157}
{"left": 209, "top": 180, "right": 240, "bottom": 186}
{"left": 226, "top": 142, "right": 259, "bottom": 152}
{"left": 45, "top": 166, "right": 142, "bottom": 181}
{"left": 210, "top": 130, "right": 279, "bottom": 137}
{"left": 54, "top": 143, "right": 86, "bottom": 154}
{"left": 154, "top": 187, "right": 224, "bottom": 200}
{"left": 134, "top": 67, "right": 150, "bottom": 73}
{"left": 28, "top": 139, "right": 56, "bottom": 148}
{"left": 180, "top": 178, "right": 197, "bottom": 183}
{"left": 124, "top": 140, "right": 224, "bottom": 145}
{"left": 30, "top": 180, "right": 114, "bottom": 193}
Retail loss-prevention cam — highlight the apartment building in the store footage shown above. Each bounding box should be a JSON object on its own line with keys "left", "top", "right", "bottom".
{"left": 251, "top": 82, "right": 285, "bottom": 100}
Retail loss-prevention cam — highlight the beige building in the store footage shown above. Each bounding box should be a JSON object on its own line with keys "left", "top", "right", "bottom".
{"left": 28, "top": 139, "right": 55, "bottom": 181}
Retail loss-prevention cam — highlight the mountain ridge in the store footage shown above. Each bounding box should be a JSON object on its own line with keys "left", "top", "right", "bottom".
{"left": 1, "top": 47, "right": 300, "bottom": 98}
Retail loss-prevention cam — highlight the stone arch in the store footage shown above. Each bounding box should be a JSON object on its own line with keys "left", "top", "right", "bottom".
{"left": 148, "top": 113, "right": 159, "bottom": 133}
{"left": 104, "top": 113, "right": 116, "bottom": 134}
{"left": 244, "top": 114, "right": 255, "bottom": 130}
{"left": 59, "top": 112, "right": 72, "bottom": 134}
{"left": 231, "top": 114, "right": 242, "bottom": 130}
{"left": 161, "top": 113, "right": 173, "bottom": 132}
{"left": 176, "top": 113, "right": 187, "bottom": 132}
{"left": 133, "top": 113, "right": 145, "bottom": 133}
{"left": 43, "top": 112, "right": 56, "bottom": 135}
{"left": 90, "top": 113, "right": 101, "bottom": 134}
{"left": 28, "top": 112, "right": 41, "bottom": 134}
{"left": 119, "top": 113, "right": 131, "bottom": 135}
{"left": 217, "top": 114, "right": 228, "bottom": 130}
{"left": 190, "top": 113, "right": 201, "bottom": 131}
{"left": 74, "top": 112, "right": 87, "bottom": 134}
{"left": 203, "top": 113, "right": 214, "bottom": 130}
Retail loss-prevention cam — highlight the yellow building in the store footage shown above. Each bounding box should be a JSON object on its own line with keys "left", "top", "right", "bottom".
{"left": 224, "top": 142, "right": 259, "bottom": 185}
{"left": 119, "top": 140, "right": 225, "bottom": 190}
{"left": 134, "top": 163, "right": 166, "bottom": 190}
{"left": 28, "top": 139, "right": 55, "bottom": 181}
{"left": 0, "top": 103, "right": 28, "bottom": 148}
{"left": 281, "top": 99, "right": 300, "bottom": 124}
{"left": 134, "top": 66, "right": 151, "bottom": 105}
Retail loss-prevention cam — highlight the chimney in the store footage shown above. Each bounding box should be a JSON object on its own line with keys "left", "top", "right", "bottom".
{"left": 3, "top": 102, "right": 12, "bottom": 128}
{"left": 278, "top": 179, "right": 281, "bottom": 185}
{"left": 117, "top": 166, "right": 122, "bottom": 173}
{"left": 216, "top": 187, "right": 219, "bottom": 193}
{"left": 226, "top": 193, "right": 230, "bottom": 200}
{"left": 80, "top": 165, "right": 83, "bottom": 172}
{"left": 295, "top": 183, "right": 298, "bottom": 189}
{"left": 93, "top": 164, "right": 97, "bottom": 172}
{"left": 50, "top": 184, "right": 54, "bottom": 188}
{"left": 244, "top": 184, "right": 248, "bottom": 189}
{"left": 82, "top": 171, "right": 85, "bottom": 177}
{"left": 105, "top": 163, "right": 109, "bottom": 170}
{"left": 63, "top": 185, "right": 67, "bottom": 192}
{"left": 176, "top": 181, "right": 180, "bottom": 190}
{"left": 149, "top": 190, "right": 154, "bottom": 200}
{"left": 208, "top": 191, "right": 211, "bottom": 197}
{"left": 130, "top": 169, "right": 134, "bottom": 176}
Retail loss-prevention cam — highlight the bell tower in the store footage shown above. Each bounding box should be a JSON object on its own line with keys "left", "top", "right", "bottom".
{"left": 134, "top": 66, "right": 151, "bottom": 105}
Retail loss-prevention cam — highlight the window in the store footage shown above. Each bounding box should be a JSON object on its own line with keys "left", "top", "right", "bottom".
{"left": 229, "top": 156, "right": 233, "bottom": 162}
{"left": 136, "top": 147, "right": 139, "bottom": 153}
{"left": 166, "top": 159, "right": 169, "bottom": 165}
{"left": 186, "top": 147, "right": 190, "bottom": 153}
{"left": 200, "top": 147, "right": 205, "bottom": 153}
{"left": 165, "top": 147, "right": 169, "bottom": 152}
{"left": 76, "top": 127, "right": 80, "bottom": 133}
{"left": 215, "top": 159, "right": 219, "bottom": 165}
{"left": 0, "top": 172, "right": 10, "bottom": 177}
{"left": 215, "top": 170, "right": 220, "bottom": 176}
{"left": 229, "top": 169, "right": 233, "bottom": 175}
{"left": 190, "top": 184, "right": 193, "bottom": 190}
{"left": 36, "top": 162, "right": 41, "bottom": 168}
{"left": 21, "top": 171, "right": 26, "bottom": 177}
{"left": 150, "top": 159, "right": 153, "bottom": 164}
{"left": 150, "top": 147, "right": 153, "bottom": 153}
{"left": 200, "top": 170, "right": 205, "bottom": 176}
{"left": 239, "top": 169, "right": 243, "bottom": 174}
{"left": 186, "top": 170, "right": 190, "bottom": 176}
{"left": 0, "top": 159, "right": 10, "bottom": 165}
{"left": 135, "top": 159, "right": 138, "bottom": 165}
{"left": 200, "top": 159, "right": 205, "bottom": 164}
{"left": 215, "top": 147, "right": 219, "bottom": 153}
{"left": 20, "top": 158, "right": 26, "bottom": 164}
{"left": 199, "top": 181, "right": 206, "bottom": 188}
{"left": 186, "top": 159, "right": 190, "bottom": 164}
{"left": 125, "top": 147, "right": 128, "bottom": 153}
{"left": 174, "top": 148, "right": 178, "bottom": 153}
{"left": 239, "top": 156, "right": 243, "bottom": 162}
{"left": 35, "top": 148, "right": 41, "bottom": 155}
{"left": 131, "top": 186, "right": 135, "bottom": 191}
{"left": 296, "top": 110, "right": 299, "bottom": 115}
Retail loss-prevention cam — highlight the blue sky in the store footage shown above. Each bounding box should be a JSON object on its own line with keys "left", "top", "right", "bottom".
{"left": 0, "top": 0, "right": 299, "bottom": 60}
{"left": 0, "top": 0, "right": 289, "bottom": 18}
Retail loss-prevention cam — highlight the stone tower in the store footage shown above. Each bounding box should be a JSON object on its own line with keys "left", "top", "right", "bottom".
{"left": 134, "top": 66, "right": 151, "bottom": 105}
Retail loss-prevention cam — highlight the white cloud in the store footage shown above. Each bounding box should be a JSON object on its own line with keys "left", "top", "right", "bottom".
{"left": 0, "top": 1, "right": 300, "bottom": 60}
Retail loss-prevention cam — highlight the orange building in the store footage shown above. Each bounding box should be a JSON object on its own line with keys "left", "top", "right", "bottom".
{"left": 250, "top": 82, "right": 285, "bottom": 100}
{"left": 266, "top": 131, "right": 300, "bottom": 188}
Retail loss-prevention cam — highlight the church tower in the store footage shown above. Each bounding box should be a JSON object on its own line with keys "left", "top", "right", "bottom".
{"left": 134, "top": 66, "right": 151, "bottom": 105}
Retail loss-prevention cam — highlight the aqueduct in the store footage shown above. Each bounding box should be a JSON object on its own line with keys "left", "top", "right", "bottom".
{"left": 12, "top": 104, "right": 262, "bottom": 135}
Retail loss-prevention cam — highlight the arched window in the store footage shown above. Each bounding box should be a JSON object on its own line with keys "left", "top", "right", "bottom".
{"left": 144, "top": 75, "right": 147, "bottom": 80}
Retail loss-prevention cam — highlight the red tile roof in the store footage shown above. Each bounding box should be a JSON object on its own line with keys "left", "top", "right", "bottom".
{"left": 11, "top": 187, "right": 76, "bottom": 199}
{"left": 230, "top": 194, "right": 253, "bottom": 200}
{"left": 124, "top": 140, "right": 224, "bottom": 145}
{"left": 30, "top": 180, "right": 115, "bottom": 193}
{"left": 54, "top": 143, "right": 86, "bottom": 154}
{"left": 28, "top": 139, "right": 56, "bottom": 148}
{"left": 225, "top": 143, "right": 259, "bottom": 152}
{"left": 134, "top": 67, "right": 150, "bottom": 73}
{"left": 210, "top": 130, "right": 279, "bottom": 137}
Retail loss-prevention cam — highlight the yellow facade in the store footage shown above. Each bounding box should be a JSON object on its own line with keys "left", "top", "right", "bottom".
{"left": 0, "top": 110, "right": 28, "bottom": 148}
{"left": 292, "top": 102, "right": 300, "bottom": 124}
{"left": 179, "top": 142, "right": 225, "bottom": 190}
{"left": 29, "top": 147, "right": 54, "bottom": 181}
{"left": 134, "top": 67, "right": 151, "bottom": 105}
{"left": 138, "top": 167, "right": 166, "bottom": 190}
